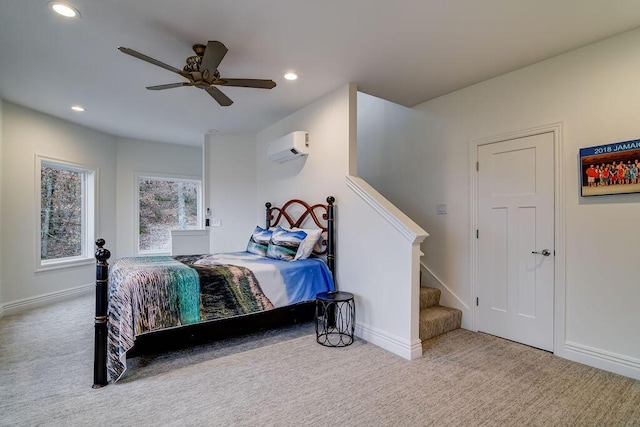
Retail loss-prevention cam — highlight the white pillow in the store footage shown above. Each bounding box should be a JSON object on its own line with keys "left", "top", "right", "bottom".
{"left": 292, "top": 227, "right": 323, "bottom": 260}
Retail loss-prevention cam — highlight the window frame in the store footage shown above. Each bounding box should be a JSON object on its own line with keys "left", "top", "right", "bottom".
{"left": 134, "top": 172, "right": 203, "bottom": 255}
{"left": 35, "top": 155, "right": 97, "bottom": 271}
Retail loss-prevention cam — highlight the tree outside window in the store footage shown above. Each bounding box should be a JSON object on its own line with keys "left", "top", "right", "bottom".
{"left": 137, "top": 176, "right": 201, "bottom": 253}
{"left": 39, "top": 158, "right": 95, "bottom": 266}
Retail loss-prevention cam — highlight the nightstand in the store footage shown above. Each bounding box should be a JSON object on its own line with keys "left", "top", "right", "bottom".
{"left": 315, "top": 291, "right": 355, "bottom": 347}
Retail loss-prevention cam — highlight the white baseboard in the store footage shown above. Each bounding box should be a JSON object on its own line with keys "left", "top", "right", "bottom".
{"left": 0, "top": 283, "right": 93, "bottom": 317}
{"left": 563, "top": 341, "right": 640, "bottom": 380}
{"left": 355, "top": 322, "right": 422, "bottom": 360}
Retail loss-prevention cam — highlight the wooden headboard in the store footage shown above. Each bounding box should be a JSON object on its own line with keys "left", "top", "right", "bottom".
{"left": 265, "top": 196, "right": 335, "bottom": 275}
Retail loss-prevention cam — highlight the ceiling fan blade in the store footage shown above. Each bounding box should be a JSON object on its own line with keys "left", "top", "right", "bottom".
{"left": 200, "top": 41, "right": 228, "bottom": 73}
{"left": 118, "top": 46, "right": 184, "bottom": 75}
{"left": 146, "top": 82, "right": 192, "bottom": 90}
{"left": 218, "top": 78, "right": 276, "bottom": 89}
{"left": 205, "top": 86, "right": 233, "bottom": 106}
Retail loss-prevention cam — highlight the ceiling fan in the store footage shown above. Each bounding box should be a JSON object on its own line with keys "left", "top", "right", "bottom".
{"left": 118, "top": 41, "right": 276, "bottom": 106}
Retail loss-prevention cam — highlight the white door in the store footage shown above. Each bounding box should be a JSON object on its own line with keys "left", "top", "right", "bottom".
{"left": 477, "top": 132, "right": 555, "bottom": 351}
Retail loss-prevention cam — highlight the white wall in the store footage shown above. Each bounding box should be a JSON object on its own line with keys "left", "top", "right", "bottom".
{"left": 356, "top": 93, "right": 470, "bottom": 319}
{"left": 343, "top": 175, "right": 427, "bottom": 358}
{"left": 255, "top": 86, "right": 352, "bottom": 212}
{"left": 0, "top": 99, "right": 4, "bottom": 311}
{"left": 115, "top": 137, "right": 202, "bottom": 258}
{"left": 1, "top": 102, "right": 117, "bottom": 308}
{"left": 357, "top": 93, "right": 428, "bottom": 214}
{"left": 254, "top": 84, "right": 426, "bottom": 358}
{"left": 0, "top": 103, "right": 202, "bottom": 312}
{"left": 204, "top": 133, "right": 257, "bottom": 253}
{"left": 358, "top": 28, "right": 640, "bottom": 378}
{"left": 200, "top": 84, "right": 426, "bottom": 357}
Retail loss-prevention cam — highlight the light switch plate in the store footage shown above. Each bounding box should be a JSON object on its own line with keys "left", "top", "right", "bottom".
{"left": 436, "top": 204, "right": 447, "bottom": 215}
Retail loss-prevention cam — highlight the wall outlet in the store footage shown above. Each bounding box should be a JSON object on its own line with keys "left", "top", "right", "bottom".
{"left": 436, "top": 204, "right": 447, "bottom": 215}
{"left": 211, "top": 218, "right": 221, "bottom": 227}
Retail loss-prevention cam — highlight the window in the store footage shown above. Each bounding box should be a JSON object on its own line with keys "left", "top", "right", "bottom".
{"left": 136, "top": 174, "right": 202, "bottom": 253}
{"left": 38, "top": 156, "right": 95, "bottom": 268}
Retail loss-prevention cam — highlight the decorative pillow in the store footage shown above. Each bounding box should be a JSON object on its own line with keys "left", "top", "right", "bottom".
{"left": 246, "top": 226, "right": 272, "bottom": 257}
{"left": 266, "top": 226, "right": 307, "bottom": 261}
{"left": 292, "top": 227, "right": 323, "bottom": 260}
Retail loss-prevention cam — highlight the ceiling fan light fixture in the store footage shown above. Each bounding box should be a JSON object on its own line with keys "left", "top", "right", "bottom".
{"left": 49, "top": 2, "right": 80, "bottom": 18}
{"left": 71, "top": 105, "right": 85, "bottom": 112}
{"left": 284, "top": 72, "right": 298, "bottom": 81}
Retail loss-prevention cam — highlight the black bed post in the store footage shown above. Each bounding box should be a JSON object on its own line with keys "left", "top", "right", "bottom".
{"left": 93, "top": 239, "right": 110, "bottom": 388}
{"left": 326, "top": 196, "right": 335, "bottom": 276}
{"left": 265, "top": 202, "right": 272, "bottom": 228}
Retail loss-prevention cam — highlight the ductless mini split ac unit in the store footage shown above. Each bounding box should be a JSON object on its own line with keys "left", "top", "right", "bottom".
{"left": 267, "top": 131, "right": 309, "bottom": 163}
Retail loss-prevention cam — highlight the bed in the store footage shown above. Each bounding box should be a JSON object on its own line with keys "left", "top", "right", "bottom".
{"left": 92, "top": 196, "right": 336, "bottom": 387}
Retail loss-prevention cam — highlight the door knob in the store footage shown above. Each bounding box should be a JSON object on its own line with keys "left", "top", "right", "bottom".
{"left": 532, "top": 249, "right": 551, "bottom": 256}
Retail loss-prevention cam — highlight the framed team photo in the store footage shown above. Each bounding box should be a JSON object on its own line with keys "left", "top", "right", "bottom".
{"left": 580, "top": 139, "right": 640, "bottom": 196}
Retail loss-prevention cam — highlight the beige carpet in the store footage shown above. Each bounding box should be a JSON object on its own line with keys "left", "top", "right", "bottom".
{"left": 1, "top": 295, "right": 639, "bottom": 426}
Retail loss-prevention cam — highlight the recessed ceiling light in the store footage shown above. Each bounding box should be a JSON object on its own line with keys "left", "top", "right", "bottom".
{"left": 284, "top": 72, "right": 298, "bottom": 81}
{"left": 49, "top": 2, "right": 80, "bottom": 18}
{"left": 71, "top": 105, "right": 85, "bottom": 112}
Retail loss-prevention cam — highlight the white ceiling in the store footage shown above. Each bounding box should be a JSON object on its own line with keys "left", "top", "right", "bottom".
{"left": 1, "top": 1, "right": 640, "bottom": 147}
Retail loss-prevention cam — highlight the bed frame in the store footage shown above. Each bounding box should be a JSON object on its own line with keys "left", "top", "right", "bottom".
{"left": 93, "top": 196, "right": 335, "bottom": 388}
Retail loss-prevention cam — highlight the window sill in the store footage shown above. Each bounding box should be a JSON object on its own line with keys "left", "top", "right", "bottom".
{"left": 36, "top": 257, "right": 94, "bottom": 273}
{"left": 137, "top": 251, "right": 171, "bottom": 257}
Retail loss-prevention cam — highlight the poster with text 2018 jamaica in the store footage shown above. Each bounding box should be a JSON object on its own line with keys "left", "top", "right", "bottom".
{"left": 580, "top": 139, "right": 640, "bottom": 197}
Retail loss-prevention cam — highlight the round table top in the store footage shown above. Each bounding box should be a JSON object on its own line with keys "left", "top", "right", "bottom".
{"left": 316, "top": 291, "right": 354, "bottom": 301}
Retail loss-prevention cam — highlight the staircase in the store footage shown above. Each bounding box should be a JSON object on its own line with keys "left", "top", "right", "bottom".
{"left": 419, "top": 286, "right": 462, "bottom": 341}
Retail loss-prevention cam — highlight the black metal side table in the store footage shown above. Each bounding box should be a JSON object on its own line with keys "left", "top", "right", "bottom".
{"left": 315, "top": 291, "right": 355, "bottom": 347}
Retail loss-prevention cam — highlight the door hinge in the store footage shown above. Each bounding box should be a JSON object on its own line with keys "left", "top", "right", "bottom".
{"left": 476, "top": 229, "right": 479, "bottom": 239}
{"left": 476, "top": 161, "right": 479, "bottom": 171}
{"left": 476, "top": 297, "right": 479, "bottom": 306}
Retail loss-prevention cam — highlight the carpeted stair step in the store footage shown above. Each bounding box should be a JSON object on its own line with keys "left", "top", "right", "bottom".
{"left": 420, "top": 286, "right": 441, "bottom": 309}
{"left": 419, "top": 305, "right": 462, "bottom": 341}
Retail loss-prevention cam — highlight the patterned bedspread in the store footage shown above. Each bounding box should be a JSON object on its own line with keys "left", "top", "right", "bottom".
{"left": 107, "top": 252, "right": 333, "bottom": 381}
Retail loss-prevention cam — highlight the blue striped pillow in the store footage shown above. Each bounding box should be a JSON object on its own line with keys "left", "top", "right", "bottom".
{"left": 266, "top": 226, "right": 307, "bottom": 261}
